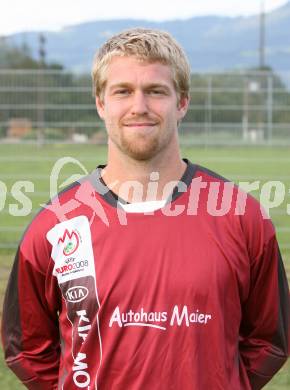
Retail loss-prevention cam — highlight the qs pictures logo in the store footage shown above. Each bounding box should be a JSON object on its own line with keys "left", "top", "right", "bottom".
{"left": 58, "top": 229, "right": 80, "bottom": 256}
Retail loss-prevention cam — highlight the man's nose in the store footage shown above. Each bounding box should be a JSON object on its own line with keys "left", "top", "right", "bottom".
{"left": 130, "top": 91, "right": 148, "bottom": 115}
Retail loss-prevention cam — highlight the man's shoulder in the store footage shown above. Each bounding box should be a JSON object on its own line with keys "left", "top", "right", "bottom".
{"left": 187, "top": 162, "right": 276, "bottom": 254}
{"left": 187, "top": 161, "right": 270, "bottom": 223}
{"left": 193, "top": 164, "right": 230, "bottom": 183}
{"left": 191, "top": 162, "right": 256, "bottom": 202}
{"left": 19, "top": 177, "right": 92, "bottom": 251}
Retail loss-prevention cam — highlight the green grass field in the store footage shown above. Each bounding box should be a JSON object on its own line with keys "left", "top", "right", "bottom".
{"left": 0, "top": 143, "right": 289, "bottom": 388}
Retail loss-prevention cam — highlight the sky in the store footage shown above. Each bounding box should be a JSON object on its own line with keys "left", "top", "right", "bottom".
{"left": 0, "top": 0, "right": 288, "bottom": 36}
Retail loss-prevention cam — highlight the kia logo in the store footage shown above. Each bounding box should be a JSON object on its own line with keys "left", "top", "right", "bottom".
{"left": 65, "top": 286, "right": 89, "bottom": 303}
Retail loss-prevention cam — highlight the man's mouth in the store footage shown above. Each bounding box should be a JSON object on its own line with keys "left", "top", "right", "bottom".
{"left": 123, "top": 122, "right": 157, "bottom": 127}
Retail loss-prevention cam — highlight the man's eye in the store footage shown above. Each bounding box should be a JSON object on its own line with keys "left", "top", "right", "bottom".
{"left": 148, "top": 89, "right": 165, "bottom": 95}
{"left": 114, "top": 89, "right": 130, "bottom": 95}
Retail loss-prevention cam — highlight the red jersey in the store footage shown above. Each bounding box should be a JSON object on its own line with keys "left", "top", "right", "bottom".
{"left": 2, "top": 161, "right": 289, "bottom": 389}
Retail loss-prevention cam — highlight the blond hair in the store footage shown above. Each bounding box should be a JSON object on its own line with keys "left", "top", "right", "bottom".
{"left": 92, "top": 28, "right": 191, "bottom": 101}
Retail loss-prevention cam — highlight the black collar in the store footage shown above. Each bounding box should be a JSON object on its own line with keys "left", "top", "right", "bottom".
{"left": 89, "top": 159, "right": 197, "bottom": 208}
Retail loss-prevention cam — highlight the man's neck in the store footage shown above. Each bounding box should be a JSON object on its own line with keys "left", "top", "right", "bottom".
{"left": 101, "top": 145, "right": 186, "bottom": 203}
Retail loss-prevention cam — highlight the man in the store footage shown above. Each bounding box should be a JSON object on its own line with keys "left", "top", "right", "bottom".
{"left": 1, "top": 28, "right": 289, "bottom": 389}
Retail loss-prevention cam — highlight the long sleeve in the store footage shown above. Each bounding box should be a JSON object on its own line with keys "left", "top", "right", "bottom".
{"left": 239, "top": 233, "right": 289, "bottom": 390}
{"left": 1, "top": 222, "right": 61, "bottom": 389}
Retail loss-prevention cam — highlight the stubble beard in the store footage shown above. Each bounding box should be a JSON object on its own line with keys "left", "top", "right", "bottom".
{"left": 116, "top": 124, "right": 174, "bottom": 161}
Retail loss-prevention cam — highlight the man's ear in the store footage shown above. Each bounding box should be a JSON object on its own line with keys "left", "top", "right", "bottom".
{"left": 95, "top": 96, "right": 105, "bottom": 120}
{"left": 177, "top": 95, "right": 190, "bottom": 120}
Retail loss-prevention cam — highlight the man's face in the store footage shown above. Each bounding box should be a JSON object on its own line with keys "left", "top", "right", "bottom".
{"left": 96, "top": 56, "right": 189, "bottom": 161}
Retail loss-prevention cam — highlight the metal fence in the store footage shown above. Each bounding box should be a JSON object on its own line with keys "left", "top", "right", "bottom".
{"left": 0, "top": 69, "right": 290, "bottom": 145}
